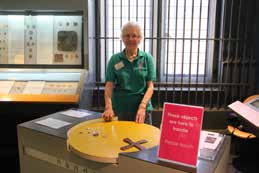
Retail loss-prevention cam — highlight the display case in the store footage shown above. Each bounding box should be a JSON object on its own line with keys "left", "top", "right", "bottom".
{"left": 0, "top": 12, "right": 83, "bottom": 65}
{"left": 0, "top": 68, "right": 87, "bottom": 104}
{"left": 0, "top": 3, "right": 91, "bottom": 172}
{"left": 0, "top": 11, "right": 92, "bottom": 106}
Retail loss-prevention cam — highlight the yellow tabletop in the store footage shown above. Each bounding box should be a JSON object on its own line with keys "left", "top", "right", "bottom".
{"left": 67, "top": 120, "right": 160, "bottom": 163}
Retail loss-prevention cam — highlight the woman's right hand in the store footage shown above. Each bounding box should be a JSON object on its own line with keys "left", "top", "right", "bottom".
{"left": 102, "top": 108, "right": 114, "bottom": 122}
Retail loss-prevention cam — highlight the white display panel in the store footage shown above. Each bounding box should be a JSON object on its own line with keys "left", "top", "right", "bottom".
{"left": 36, "top": 16, "right": 54, "bottom": 64}
{"left": 0, "top": 14, "right": 82, "bottom": 65}
{"left": 42, "top": 82, "right": 78, "bottom": 95}
{"left": 0, "top": 16, "right": 8, "bottom": 64}
{"left": 8, "top": 15, "right": 25, "bottom": 64}
{"left": 1, "top": 80, "right": 79, "bottom": 95}
{"left": 24, "top": 16, "right": 37, "bottom": 64}
{"left": 23, "top": 81, "right": 46, "bottom": 94}
{"left": 53, "top": 16, "right": 82, "bottom": 65}
{"left": 9, "top": 81, "right": 27, "bottom": 94}
{"left": 0, "top": 80, "right": 14, "bottom": 94}
{"left": 0, "top": 69, "right": 84, "bottom": 96}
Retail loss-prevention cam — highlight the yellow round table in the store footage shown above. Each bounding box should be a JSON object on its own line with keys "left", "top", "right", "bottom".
{"left": 67, "top": 120, "right": 160, "bottom": 163}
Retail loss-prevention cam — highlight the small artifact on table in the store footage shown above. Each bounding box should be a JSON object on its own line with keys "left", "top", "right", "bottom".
{"left": 92, "top": 131, "right": 99, "bottom": 136}
{"left": 120, "top": 138, "right": 148, "bottom": 151}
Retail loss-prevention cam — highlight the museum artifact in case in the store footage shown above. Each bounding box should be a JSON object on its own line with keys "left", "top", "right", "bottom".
{"left": 0, "top": 13, "right": 83, "bottom": 65}
{"left": 0, "top": 68, "right": 87, "bottom": 104}
{"left": 0, "top": 1, "right": 90, "bottom": 171}
{"left": 0, "top": 11, "right": 91, "bottom": 106}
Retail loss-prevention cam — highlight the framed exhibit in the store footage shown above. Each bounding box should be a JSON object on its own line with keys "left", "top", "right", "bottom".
{"left": 0, "top": 12, "right": 83, "bottom": 66}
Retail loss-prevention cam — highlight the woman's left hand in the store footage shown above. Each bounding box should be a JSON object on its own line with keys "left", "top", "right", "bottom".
{"left": 135, "top": 107, "right": 146, "bottom": 123}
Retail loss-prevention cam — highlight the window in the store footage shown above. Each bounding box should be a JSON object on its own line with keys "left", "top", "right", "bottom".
{"left": 99, "top": 0, "right": 153, "bottom": 82}
{"left": 161, "top": 0, "right": 216, "bottom": 83}
{"left": 92, "top": 0, "right": 257, "bottom": 108}
{"left": 99, "top": 0, "right": 216, "bottom": 83}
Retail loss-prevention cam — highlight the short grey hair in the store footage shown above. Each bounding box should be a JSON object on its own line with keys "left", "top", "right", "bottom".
{"left": 121, "top": 21, "right": 142, "bottom": 38}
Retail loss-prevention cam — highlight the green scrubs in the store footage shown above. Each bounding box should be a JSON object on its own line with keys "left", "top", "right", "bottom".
{"left": 106, "top": 49, "right": 156, "bottom": 116}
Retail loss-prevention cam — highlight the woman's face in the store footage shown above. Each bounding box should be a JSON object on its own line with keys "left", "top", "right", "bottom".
{"left": 122, "top": 27, "right": 142, "bottom": 50}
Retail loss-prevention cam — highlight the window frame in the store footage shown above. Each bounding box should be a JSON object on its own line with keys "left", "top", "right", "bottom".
{"left": 99, "top": 0, "right": 154, "bottom": 82}
{"left": 98, "top": 0, "right": 217, "bottom": 84}
{"left": 159, "top": 0, "right": 217, "bottom": 83}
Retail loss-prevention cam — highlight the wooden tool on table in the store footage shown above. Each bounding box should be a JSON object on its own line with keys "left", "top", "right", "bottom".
{"left": 120, "top": 138, "right": 148, "bottom": 151}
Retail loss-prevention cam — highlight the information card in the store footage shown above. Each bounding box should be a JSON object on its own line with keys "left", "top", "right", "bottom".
{"left": 35, "top": 118, "right": 71, "bottom": 129}
{"left": 158, "top": 103, "right": 204, "bottom": 168}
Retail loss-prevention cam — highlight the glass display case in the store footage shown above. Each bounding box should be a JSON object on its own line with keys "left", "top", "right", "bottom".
{"left": 0, "top": 7, "right": 89, "bottom": 172}
{"left": 0, "top": 12, "right": 83, "bottom": 65}
{"left": 0, "top": 68, "right": 87, "bottom": 104}
{"left": 0, "top": 11, "right": 91, "bottom": 105}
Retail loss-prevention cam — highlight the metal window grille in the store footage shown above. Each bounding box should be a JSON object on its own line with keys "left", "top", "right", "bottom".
{"left": 92, "top": 0, "right": 257, "bottom": 110}
{"left": 98, "top": 0, "right": 153, "bottom": 82}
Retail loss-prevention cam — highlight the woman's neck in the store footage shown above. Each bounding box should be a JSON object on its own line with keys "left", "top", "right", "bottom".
{"left": 125, "top": 48, "right": 138, "bottom": 61}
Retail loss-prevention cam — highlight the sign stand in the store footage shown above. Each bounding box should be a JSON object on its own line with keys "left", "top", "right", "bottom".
{"left": 158, "top": 102, "right": 204, "bottom": 171}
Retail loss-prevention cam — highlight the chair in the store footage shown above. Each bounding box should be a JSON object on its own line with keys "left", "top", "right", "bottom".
{"left": 227, "top": 95, "right": 259, "bottom": 172}
{"left": 227, "top": 95, "right": 258, "bottom": 139}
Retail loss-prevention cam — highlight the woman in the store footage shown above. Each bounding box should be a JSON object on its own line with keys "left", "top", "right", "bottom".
{"left": 102, "top": 21, "right": 156, "bottom": 124}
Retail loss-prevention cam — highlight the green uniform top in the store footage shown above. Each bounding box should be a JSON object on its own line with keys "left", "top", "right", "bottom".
{"left": 106, "top": 49, "right": 156, "bottom": 113}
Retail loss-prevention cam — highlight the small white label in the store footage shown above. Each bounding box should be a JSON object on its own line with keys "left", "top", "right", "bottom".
{"left": 61, "top": 110, "right": 91, "bottom": 118}
{"left": 35, "top": 118, "right": 71, "bottom": 129}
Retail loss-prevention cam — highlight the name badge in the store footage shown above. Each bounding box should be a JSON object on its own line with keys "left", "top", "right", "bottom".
{"left": 114, "top": 61, "right": 124, "bottom": 70}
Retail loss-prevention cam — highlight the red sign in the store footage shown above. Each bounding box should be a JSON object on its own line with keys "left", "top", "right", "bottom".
{"left": 158, "top": 103, "right": 204, "bottom": 167}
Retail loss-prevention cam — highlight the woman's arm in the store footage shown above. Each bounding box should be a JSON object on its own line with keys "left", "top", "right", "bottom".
{"left": 135, "top": 81, "right": 154, "bottom": 123}
{"left": 102, "top": 81, "right": 115, "bottom": 122}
